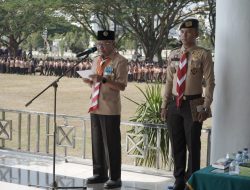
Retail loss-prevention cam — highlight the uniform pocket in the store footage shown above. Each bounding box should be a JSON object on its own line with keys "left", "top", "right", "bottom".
{"left": 189, "top": 61, "right": 202, "bottom": 76}
{"left": 190, "top": 60, "right": 201, "bottom": 68}
{"left": 102, "top": 87, "right": 119, "bottom": 102}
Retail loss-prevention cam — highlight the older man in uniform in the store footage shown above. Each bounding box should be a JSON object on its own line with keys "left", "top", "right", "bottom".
{"left": 83, "top": 30, "right": 128, "bottom": 189}
{"left": 161, "top": 18, "right": 215, "bottom": 190}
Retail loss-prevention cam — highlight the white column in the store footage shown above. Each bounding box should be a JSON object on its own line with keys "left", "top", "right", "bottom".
{"left": 211, "top": 0, "right": 250, "bottom": 162}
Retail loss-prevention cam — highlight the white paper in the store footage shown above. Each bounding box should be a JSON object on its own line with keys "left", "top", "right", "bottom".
{"left": 77, "top": 70, "right": 94, "bottom": 79}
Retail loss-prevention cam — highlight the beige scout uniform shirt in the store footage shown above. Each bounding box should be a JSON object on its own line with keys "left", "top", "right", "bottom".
{"left": 161, "top": 45, "right": 215, "bottom": 109}
{"left": 90, "top": 52, "right": 128, "bottom": 115}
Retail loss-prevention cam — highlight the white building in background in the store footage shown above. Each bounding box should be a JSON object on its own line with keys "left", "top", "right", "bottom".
{"left": 51, "top": 39, "right": 60, "bottom": 57}
{"left": 211, "top": 0, "right": 250, "bottom": 162}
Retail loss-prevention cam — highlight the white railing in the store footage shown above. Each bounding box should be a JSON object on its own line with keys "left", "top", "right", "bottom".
{"left": 0, "top": 108, "right": 211, "bottom": 170}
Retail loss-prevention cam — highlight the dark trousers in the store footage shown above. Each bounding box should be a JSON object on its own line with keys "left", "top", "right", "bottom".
{"left": 90, "top": 114, "right": 121, "bottom": 180}
{"left": 167, "top": 99, "right": 202, "bottom": 182}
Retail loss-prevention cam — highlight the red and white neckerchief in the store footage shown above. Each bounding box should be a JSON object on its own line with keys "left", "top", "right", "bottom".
{"left": 88, "top": 57, "right": 111, "bottom": 112}
{"left": 176, "top": 52, "right": 188, "bottom": 108}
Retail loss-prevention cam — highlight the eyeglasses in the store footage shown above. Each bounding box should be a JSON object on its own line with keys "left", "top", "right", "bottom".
{"left": 96, "top": 42, "right": 113, "bottom": 48}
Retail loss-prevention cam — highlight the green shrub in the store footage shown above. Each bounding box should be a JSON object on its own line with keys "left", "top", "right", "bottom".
{"left": 124, "top": 83, "right": 171, "bottom": 168}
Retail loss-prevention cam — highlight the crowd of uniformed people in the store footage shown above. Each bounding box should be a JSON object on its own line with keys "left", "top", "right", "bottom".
{"left": 0, "top": 56, "right": 168, "bottom": 83}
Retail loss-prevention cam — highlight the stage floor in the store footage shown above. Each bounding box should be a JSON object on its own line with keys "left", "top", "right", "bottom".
{"left": 0, "top": 149, "right": 174, "bottom": 190}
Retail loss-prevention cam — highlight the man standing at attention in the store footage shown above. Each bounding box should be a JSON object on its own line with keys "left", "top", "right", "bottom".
{"left": 83, "top": 30, "right": 128, "bottom": 189}
{"left": 161, "top": 18, "right": 215, "bottom": 190}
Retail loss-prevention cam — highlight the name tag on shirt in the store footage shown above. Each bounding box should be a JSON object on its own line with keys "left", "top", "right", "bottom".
{"left": 104, "top": 66, "right": 113, "bottom": 76}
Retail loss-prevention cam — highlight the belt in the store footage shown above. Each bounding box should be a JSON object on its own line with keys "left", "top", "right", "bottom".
{"left": 172, "top": 94, "right": 202, "bottom": 101}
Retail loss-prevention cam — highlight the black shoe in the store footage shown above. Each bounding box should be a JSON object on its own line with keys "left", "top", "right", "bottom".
{"left": 86, "top": 175, "right": 108, "bottom": 184}
{"left": 173, "top": 182, "right": 185, "bottom": 190}
{"left": 104, "top": 179, "right": 122, "bottom": 189}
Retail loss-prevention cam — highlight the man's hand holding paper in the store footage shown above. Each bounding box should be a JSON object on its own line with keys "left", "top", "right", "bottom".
{"left": 77, "top": 70, "right": 94, "bottom": 80}
{"left": 78, "top": 70, "right": 95, "bottom": 86}
{"left": 88, "top": 74, "right": 103, "bottom": 83}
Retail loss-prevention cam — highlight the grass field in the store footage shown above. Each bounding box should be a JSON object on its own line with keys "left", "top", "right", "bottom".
{"left": 0, "top": 73, "right": 212, "bottom": 168}
{"left": 0, "top": 73, "right": 146, "bottom": 121}
{"left": 0, "top": 73, "right": 212, "bottom": 126}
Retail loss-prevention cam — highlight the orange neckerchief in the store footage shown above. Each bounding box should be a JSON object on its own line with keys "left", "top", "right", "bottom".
{"left": 96, "top": 56, "right": 111, "bottom": 75}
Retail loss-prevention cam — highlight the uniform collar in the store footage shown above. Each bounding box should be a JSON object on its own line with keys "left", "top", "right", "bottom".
{"left": 181, "top": 45, "right": 198, "bottom": 54}
{"left": 101, "top": 51, "right": 118, "bottom": 60}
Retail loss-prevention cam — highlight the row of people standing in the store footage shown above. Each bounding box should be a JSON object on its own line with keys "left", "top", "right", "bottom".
{"left": 0, "top": 57, "right": 92, "bottom": 78}
{"left": 0, "top": 57, "right": 36, "bottom": 75}
{"left": 0, "top": 56, "right": 169, "bottom": 83}
{"left": 37, "top": 58, "right": 92, "bottom": 77}
{"left": 128, "top": 62, "right": 167, "bottom": 83}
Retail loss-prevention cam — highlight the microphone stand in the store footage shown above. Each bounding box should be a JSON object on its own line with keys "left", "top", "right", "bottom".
{"left": 25, "top": 54, "right": 89, "bottom": 189}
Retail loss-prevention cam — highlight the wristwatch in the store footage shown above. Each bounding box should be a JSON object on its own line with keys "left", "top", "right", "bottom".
{"left": 102, "top": 77, "right": 107, "bottom": 84}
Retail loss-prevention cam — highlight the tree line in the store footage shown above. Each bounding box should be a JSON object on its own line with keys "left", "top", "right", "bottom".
{"left": 0, "top": 0, "right": 216, "bottom": 64}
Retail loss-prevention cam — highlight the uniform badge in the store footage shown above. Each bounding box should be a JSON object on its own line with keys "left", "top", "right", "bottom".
{"left": 171, "top": 66, "right": 176, "bottom": 73}
{"left": 104, "top": 65, "right": 115, "bottom": 80}
{"left": 191, "top": 49, "right": 203, "bottom": 61}
{"left": 103, "top": 31, "right": 109, "bottom": 37}
{"left": 104, "top": 65, "right": 113, "bottom": 76}
{"left": 191, "top": 68, "right": 198, "bottom": 75}
{"left": 170, "top": 61, "right": 179, "bottom": 73}
{"left": 171, "top": 55, "right": 180, "bottom": 61}
{"left": 185, "top": 21, "right": 193, "bottom": 27}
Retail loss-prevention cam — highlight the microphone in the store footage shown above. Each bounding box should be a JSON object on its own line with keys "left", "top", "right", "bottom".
{"left": 76, "top": 47, "right": 97, "bottom": 57}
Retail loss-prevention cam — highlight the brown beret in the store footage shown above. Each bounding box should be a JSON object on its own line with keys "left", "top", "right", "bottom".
{"left": 97, "top": 30, "right": 115, "bottom": 40}
{"left": 179, "top": 19, "right": 199, "bottom": 29}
